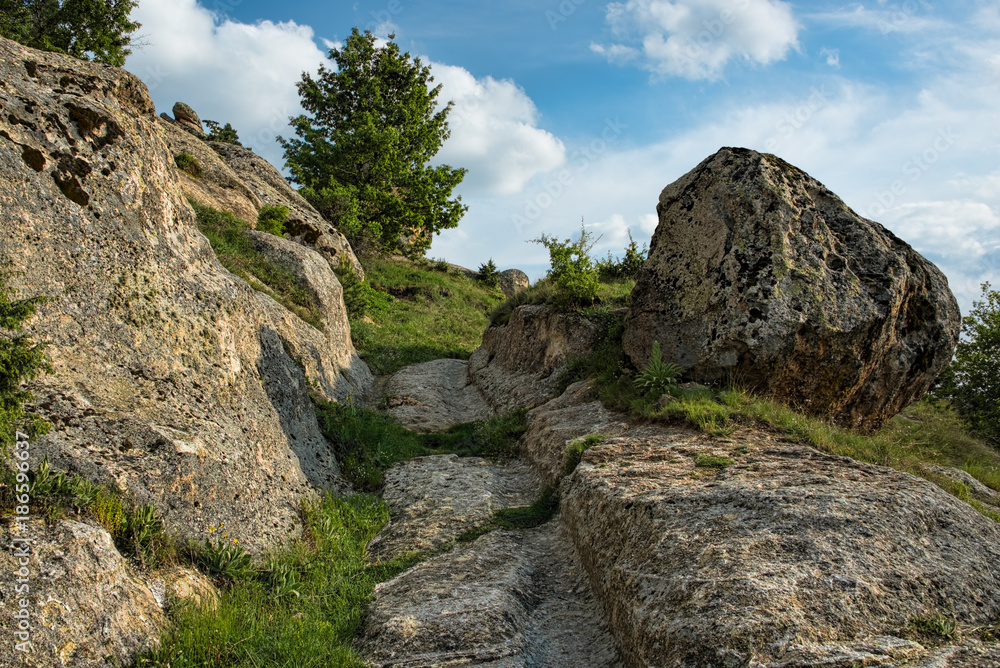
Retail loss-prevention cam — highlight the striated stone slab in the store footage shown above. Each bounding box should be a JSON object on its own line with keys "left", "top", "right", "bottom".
{"left": 375, "top": 359, "right": 493, "bottom": 432}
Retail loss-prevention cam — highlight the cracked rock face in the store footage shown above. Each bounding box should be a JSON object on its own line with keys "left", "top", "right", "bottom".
{"left": 0, "top": 36, "right": 366, "bottom": 553}
{"left": 623, "top": 147, "right": 961, "bottom": 431}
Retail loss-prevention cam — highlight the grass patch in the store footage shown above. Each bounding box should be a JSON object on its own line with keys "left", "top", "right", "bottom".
{"left": 694, "top": 454, "right": 736, "bottom": 469}
{"left": 339, "top": 258, "right": 504, "bottom": 375}
{"left": 456, "top": 486, "right": 560, "bottom": 543}
{"left": 564, "top": 433, "right": 607, "bottom": 475}
{"left": 314, "top": 397, "right": 529, "bottom": 492}
{"left": 489, "top": 276, "right": 634, "bottom": 328}
{"left": 190, "top": 199, "right": 325, "bottom": 330}
{"left": 139, "top": 493, "right": 420, "bottom": 668}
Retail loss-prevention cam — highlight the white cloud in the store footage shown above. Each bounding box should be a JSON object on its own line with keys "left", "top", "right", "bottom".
{"left": 592, "top": 0, "right": 800, "bottom": 80}
{"left": 431, "top": 64, "right": 566, "bottom": 195}
{"left": 125, "top": 0, "right": 329, "bottom": 167}
{"left": 810, "top": 4, "right": 948, "bottom": 36}
{"left": 821, "top": 47, "right": 840, "bottom": 68}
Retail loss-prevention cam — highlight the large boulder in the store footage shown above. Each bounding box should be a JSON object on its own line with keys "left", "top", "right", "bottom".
{"left": 623, "top": 147, "right": 960, "bottom": 431}
{"left": 499, "top": 268, "right": 530, "bottom": 298}
{"left": 171, "top": 101, "right": 204, "bottom": 136}
{"left": 0, "top": 36, "right": 368, "bottom": 555}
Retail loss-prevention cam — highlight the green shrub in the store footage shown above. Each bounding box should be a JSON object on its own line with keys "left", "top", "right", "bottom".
{"left": 204, "top": 120, "right": 242, "bottom": 146}
{"left": 256, "top": 204, "right": 290, "bottom": 236}
{"left": 939, "top": 283, "right": 1000, "bottom": 445}
{"left": 634, "top": 341, "right": 685, "bottom": 397}
{"left": 531, "top": 226, "right": 599, "bottom": 308}
{"left": 477, "top": 259, "right": 500, "bottom": 288}
{"left": 174, "top": 152, "right": 202, "bottom": 178}
{"left": 596, "top": 231, "right": 647, "bottom": 281}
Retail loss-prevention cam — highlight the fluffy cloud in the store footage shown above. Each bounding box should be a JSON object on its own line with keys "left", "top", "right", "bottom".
{"left": 592, "top": 0, "right": 800, "bottom": 80}
{"left": 431, "top": 64, "right": 566, "bottom": 195}
{"left": 126, "top": 0, "right": 328, "bottom": 167}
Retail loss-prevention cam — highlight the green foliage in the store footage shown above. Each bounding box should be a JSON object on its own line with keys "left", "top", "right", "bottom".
{"left": 457, "top": 486, "right": 560, "bottom": 543}
{"left": 255, "top": 203, "right": 290, "bottom": 237}
{"left": 0, "top": 0, "right": 140, "bottom": 66}
{"left": 194, "top": 533, "right": 254, "bottom": 583}
{"left": 141, "top": 493, "right": 418, "bottom": 668}
{"left": 564, "top": 433, "right": 606, "bottom": 475}
{"left": 477, "top": 259, "right": 500, "bottom": 289}
{"left": 694, "top": 454, "right": 736, "bottom": 469}
{"left": 0, "top": 264, "right": 51, "bottom": 457}
{"left": 203, "top": 120, "right": 243, "bottom": 146}
{"left": 174, "top": 152, "right": 202, "bottom": 178}
{"left": 341, "top": 258, "right": 502, "bottom": 375}
{"left": 531, "top": 227, "right": 599, "bottom": 308}
{"left": 942, "top": 283, "right": 1000, "bottom": 445}
{"left": 595, "top": 231, "right": 647, "bottom": 281}
{"left": 634, "top": 341, "right": 684, "bottom": 396}
{"left": 314, "top": 396, "right": 529, "bottom": 492}
{"left": 280, "top": 28, "right": 467, "bottom": 256}
{"left": 190, "top": 199, "right": 325, "bottom": 331}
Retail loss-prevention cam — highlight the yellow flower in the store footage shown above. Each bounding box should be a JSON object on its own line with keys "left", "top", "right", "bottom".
{"left": 233, "top": 539, "right": 238, "bottom": 544}
{"left": 209, "top": 526, "right": 216, "bottom": 533}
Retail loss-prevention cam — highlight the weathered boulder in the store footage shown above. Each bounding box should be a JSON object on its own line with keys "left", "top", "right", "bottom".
{"left": 171, "top": 101, "right": 204, "bottom": 136}
{"left": 470, "top": 305, "right": 598, "bottom": 413}
{"left": 499, "top": 268, "right": 530, "bottom": 298}
{"left": 157, "top": 115, "right": 261, "bottom": 223}
{"left": 561, "top": 435, "right": 1000, "bottom": 667}
{"left": 374, "top": 358, "right": 493, "bottom": 432}
{"left": 0, "top": 36, "right": 366, "bottom": 556}
{"left": 623, "top": 147, "right": 961, "bottom": 431}
{"left": 0, "top": 519, "right": 165, "bottom": 666}
{"left": 211, "top": 141, "right": 364, "bottom": 279}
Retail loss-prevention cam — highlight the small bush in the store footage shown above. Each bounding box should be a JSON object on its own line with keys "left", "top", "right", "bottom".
{"left": 531, "top": 226, "right": 599, "bottom": 308}
{"left": 256, "top": 204, "right": 290, "bottom": 237}
{"left": 174, "top": 152, "right": 202, "bottom": 178}
{"left": 477, "top": 259, "right": 500, "bottom": 288}
{"left": 634, "top": 341, "right": 684, "bottom": 397}
{"left": 596, "top": 231, "right": 647, "bottom": 281}
{"left": 204, "top": 120, "right": 242, "bottom": 146}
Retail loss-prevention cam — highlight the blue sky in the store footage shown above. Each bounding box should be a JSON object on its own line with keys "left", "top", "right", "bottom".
{"left": 124, "top": 0, "right": 1000, "bottom": 315}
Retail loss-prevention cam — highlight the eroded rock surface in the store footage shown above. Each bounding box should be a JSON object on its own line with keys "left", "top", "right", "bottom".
{"left": 358, "top": 523, "right": 622, "bottom": 668}
{"left": 211, "top": 141, "right": 364, "bottom": 279}
{"left": 470, "top": 305, "right": 597, "bottom": 413}
{"left": 0, "top": 519, "right": 165, "bottom": 667}
{"left": 366, "top": 454, "right": 542, "bottom": 561}
{"left": 623, "top": 147, "right": 961, "bottom": 431}
{"left": 375, "top": 358, "right": 493, "bottom": 432}
{"left": 0, "top": 36, "right": 365, "bottom": 554}
{"left": 561, "top": 435, "right": 1000, "bottom": 667}
{"left": 498, "top": 268, "right": 529, "bottom": 298}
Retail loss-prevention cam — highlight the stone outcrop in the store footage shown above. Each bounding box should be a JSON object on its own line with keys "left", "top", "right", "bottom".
{"left": 211, "top": 141, "right": 364, "bottom": 279}
{"left": 157, "top": 114, "right": 261, "bottom": 223}
{"left": 365, "top": 454, "right": 541, "bottom": 561}
{"left": 560, "top": 433, "right": 1000, "bottom": 667}
{"left": 469, "top": 305, "right": 598, "bottom": 412}
{"left": 374, "top": 358, "right": 493, "bottom": 431}
{"left": 0, "top": 519, "right": 165, "bottom": 666}
{"left": 357, "top": 522, "right": 622, "bottom": 668}
{"left": 171, "top": 101, "right": 203, "bottom": 136}
{"left": 0, "top": 36, "right": 368, "bottom": 559}
{"left": 623, "top": 147, "right": 961, "bottom": 431}
{"left": 498, "top": 268, "right": 530, "bottom": 298}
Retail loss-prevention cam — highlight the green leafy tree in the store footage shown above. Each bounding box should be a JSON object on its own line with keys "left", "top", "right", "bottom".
{"left": 0, "top": 266, "right": 51, "bottom": 457}
{"left": 945, "top": 283, "right": 1000, "bottom": 444}
{"left": 204, "top": 120, "right": 243, "bottom": 146}
{"left": 279, "top": 28, "right": 467, "bottom": 257}
{"left": 0, "top": 0, "right": 141, "bottom": 67}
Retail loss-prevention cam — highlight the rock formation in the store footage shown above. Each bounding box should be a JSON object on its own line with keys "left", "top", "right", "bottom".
{"left": 623, "top": 147, "right": 961, "bottom": 432}
{"left": 499, "top": 268, "right": 530, "bottom": 298}
{"left": 171, "top": 101, "right": 204, "bottom": 136}
{"left": 0, "top": 36, "right": 368, "bottom": 559}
